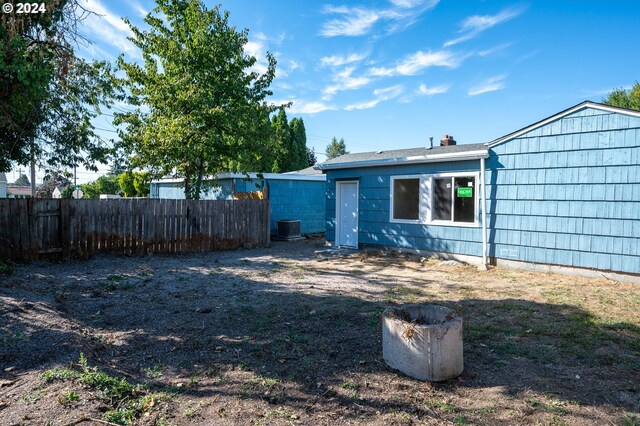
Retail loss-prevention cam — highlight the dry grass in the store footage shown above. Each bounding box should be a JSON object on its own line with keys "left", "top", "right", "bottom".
{"left": 0, "top": 239, "right": 638, "bottom": 425}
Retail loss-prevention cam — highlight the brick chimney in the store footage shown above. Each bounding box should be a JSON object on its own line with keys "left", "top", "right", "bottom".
{"left": 440, "top": 134, "right": 456, "bottom": 146}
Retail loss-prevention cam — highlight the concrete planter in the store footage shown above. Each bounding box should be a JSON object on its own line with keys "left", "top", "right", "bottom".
{"left": 382, "top": 304, "right": 463, "bottom": 381}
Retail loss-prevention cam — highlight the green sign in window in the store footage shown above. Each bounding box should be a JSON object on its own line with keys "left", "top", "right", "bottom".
{"left": 457, "top": 187, "right": 473, "bottom": 198}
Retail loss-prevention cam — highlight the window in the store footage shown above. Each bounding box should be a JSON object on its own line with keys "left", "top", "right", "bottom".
{"left": 389, "top": 173, "right": 478, "bottom": 227}
{"left": 392, "top": 178, "right": 420, "bottom": 221}
{"left": 432, "top": 176, "right": 475, "bottom": 224}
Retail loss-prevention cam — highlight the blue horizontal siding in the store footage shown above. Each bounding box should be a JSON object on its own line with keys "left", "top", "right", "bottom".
{"left": 490, "top": 106, "right": 640, "bottom": 274}
{"left": 325, "top": 160, "right": 482, "bottom": 255}
{"left": 153, "top": 177, "right": 326, "bottom": 236}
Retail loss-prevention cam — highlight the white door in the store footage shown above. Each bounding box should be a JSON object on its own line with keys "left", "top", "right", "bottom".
{"left": 337, "top": 181, "right": 358, "bottom": 248}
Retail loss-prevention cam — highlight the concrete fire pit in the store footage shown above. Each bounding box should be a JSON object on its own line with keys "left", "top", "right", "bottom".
{"left": 382, "top": 304, "right": 463, "bottom": 381}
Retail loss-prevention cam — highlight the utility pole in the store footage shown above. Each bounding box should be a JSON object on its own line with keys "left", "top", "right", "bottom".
{"left": 30, "top": 142, "right": 36, "bottom": 197}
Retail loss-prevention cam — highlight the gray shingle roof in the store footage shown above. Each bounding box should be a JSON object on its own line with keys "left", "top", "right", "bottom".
{"left": 315, "top": 143, "right": 488, "bottom": 170}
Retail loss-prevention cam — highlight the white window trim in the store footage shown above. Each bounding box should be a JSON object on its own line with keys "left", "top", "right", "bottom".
{"left": 389, "top": 172, "right": 480, "bottom": 228}
{"left": 390, "top": 175, "right": 422, "bottom": 224}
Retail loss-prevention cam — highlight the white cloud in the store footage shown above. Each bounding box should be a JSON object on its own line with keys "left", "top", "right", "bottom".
{"left": 344, "top": 99, "right": 381, "bottom": 111}
{"left": 373, "top": 84, "right": 404, "bottom": 99}
{"left": 320, "top": 52, "right": 369, "bottom": 67}
{"left": 444, "top": 5, "right": 526, "bottom": 47}
{"left": 80, "top": 0, "right": 138, "bottom": 57}
{"left": 288, "top": 99, "right": 337, "bottom": 114}
{"left": 369, "top": 50, "right": 463, "bottom": 77}
{"left": 478, "top": 42, "right": 512, "bottom": 57}
{"left": 319, "top": 0, "right": 438, "bottom": 37}
{"left": 125, "top": 0, "right": 148, "bottom": 18}
{"left": 323, "top": 66, "right": 372, "bottom": 98}
{"left": 320, "top": 6, "right": 385, "bottom": 37}
{"left": 417, "top": 83, "right": 450, "bottom": 95}
{"left": 390, "top": 0, "right": 433, "bottom": 8}
{"left": 468, "top": 75, "right": 506, "bottom": 96}
{"left": 344, "top": 84, "right": 403, "bottom": 111}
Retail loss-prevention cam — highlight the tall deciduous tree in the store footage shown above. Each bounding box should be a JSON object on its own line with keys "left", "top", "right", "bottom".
{"left": 306, "top": 148, "right": 317, "bottom": 167}
{"left": 116, "top": 0, "right": 282, "bottom": 199}
{"left": 0, "top": 0, "right": 120, "bottom": 173}
{"left": 602, "top": 82, "right": 640, "bottom": 111}
{"left": 81, "top": 174, "right": 121, "bottom": 199}
{"left": 325, "top": 137, "right": 348, "bottom": 160}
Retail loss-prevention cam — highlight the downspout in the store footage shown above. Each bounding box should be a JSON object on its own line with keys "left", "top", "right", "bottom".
{"left": 480, "top": 156, "right": 488, "bottom": 270}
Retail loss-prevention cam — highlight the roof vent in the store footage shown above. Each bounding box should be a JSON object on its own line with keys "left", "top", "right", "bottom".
{"left": 376, "top": 150, "right": 383, "bottom": 154}
{"left": 440, "top": 134, "right": 456, "bottom": 146}
{"left": 427, "top": 136, "right": 434, "bottom": 150}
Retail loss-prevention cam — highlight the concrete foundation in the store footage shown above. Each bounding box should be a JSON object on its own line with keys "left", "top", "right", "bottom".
{"left": 382, "top": 304, "right": 463, "bottom": 381}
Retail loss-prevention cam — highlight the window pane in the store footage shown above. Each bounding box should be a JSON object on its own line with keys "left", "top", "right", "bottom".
{"left": 433, "top": 178, "right": 452, "bottom": 221}
{"left": 454, "top": 177, "right": 475, "bottom": 223}
{"left": 393, "top": 178, "right": 419, "bottom": 220}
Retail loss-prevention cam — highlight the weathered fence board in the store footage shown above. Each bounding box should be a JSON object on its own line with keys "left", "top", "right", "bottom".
{"left": 0, "top": 199, "right": 270, "bottom": 261}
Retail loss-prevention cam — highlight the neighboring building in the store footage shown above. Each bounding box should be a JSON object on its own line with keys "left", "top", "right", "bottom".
{"left": 315, "top": 101, "right": 640, "bottom": 277}
{"left": 6, "top": 185, "right": 32, "bottom": 198}
{"left": 150, "top": 170, "right": 326, "bottom": 235}
{"left": 0, "top": 173, "right": 6, "bottom": 198}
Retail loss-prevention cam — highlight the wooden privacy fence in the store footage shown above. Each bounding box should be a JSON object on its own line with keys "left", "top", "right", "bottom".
{"left": 0, "top": 198, "right": 270, "bottom": 261}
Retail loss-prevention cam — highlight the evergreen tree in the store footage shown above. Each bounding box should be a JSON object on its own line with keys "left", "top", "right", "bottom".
{"left": 325, "top": 137, "right": 349, "bottom": 160}
{"left": 14, "top": 174, "right": 30, "bottom": 186}
{"left": 271, "top": 109, "right": 292, "bottom": 171}
{"left": 290, "top": 118, "right": 308, "bottom": 170}
{"left": 306, "top": 148, "right": 317, "bottom": 167}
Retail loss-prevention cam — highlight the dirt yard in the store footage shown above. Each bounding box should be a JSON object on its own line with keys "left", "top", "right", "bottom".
{"left": 1, "top": 239, "right": 638, "bottom": 425}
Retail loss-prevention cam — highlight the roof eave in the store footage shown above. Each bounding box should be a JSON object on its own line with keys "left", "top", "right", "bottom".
{"left": 315, "top": 150, "right": 489, "bottom": 171}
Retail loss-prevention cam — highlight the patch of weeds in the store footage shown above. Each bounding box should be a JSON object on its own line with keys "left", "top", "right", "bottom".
{"left": 427, "top": 399, "right": 458, "bottom": 413}
{"left": 101, "top": 274, "right": 135, "bottom": 291}
{"left": 42, "top": 367, "right": 80, "bottom": 382}
{"left": 183, "top": 400, "right": 205, "bottom": 418}
{"left": 341, "top": 381, "right": 360, "bottom": 399}
{"left": 144, "top": 363, "right": 165, "bottom": 379}
{"left": 188, "top": 375, "right": 201, "bottom": 387}
{"left": 283, "top": 331, "right": 308, "bottom": 344}
{"left": 0, "top": 259, "right": 14, "bottom": 275}
{"left": 367, "top": 307, "right": 385, "bottom": 326}
{"left": 620, "top": 414, "right": 640, "bottom": 426}
{"left": 44, "top": 354, "right": 160, "bottom": 425}
{"left": 526, "top": 399, "right": 569, "bottom": 415}
{"left": 58, "top": 390, "right": 79, "bottom": 405}
{"left": 454, "top": 416, "right": 468, "bottom": 425}
{"left": 385, "top": 285, "right": 425, "bottom": 303}
{"left": 20, "top": 389, "right": 46, "bottom": 404}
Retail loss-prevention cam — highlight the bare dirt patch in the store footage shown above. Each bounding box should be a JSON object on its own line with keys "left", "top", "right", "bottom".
{"left": 1, "top": 239, "right": 638, "bottom": 425}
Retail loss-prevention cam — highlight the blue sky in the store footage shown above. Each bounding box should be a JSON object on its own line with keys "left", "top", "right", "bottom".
{"left": 12, "top": 0, "right": 640, "bottom": 183}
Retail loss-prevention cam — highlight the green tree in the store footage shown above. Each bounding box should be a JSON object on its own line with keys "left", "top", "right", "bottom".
{"left": 60, "top": 185, "right": 75, "bottom": 199}
{"left": 0, "top": 1, "right": 120, "bottom": 174}
{"left": 271, "top": 109, "right": 291, "bottom": 171}
{"left": 133, "top": 172, "right": 150, "bottom": 197}
{"left": 306, "top": 148, "right": 317, "bottom": 167}
{"left": 118, "top": 172, "right": 137, "bottom": 197}
{"left": 290, "top": 117, "right": 308, "bottom": 170}
{"left": 81, "top": 174, "right": 121, "bottom": 199}
{"left": 116, "top": 0, "right": 282, "bottom": 199}
{"left": 325, "top": 137, "right": 349, "bottom": 160}
{"left": 602, "top": 82, "right": 640, "bottom": 111}
{"left": 13, "top": 174, "right": 30, "bottom": 186}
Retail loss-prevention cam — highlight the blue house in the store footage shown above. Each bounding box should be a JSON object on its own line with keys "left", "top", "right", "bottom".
{"left": 150, "top": 167, "right": 326, "bottom": 236}
{"left": 315, "top": 102, "right": 640, "bottom": 277}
